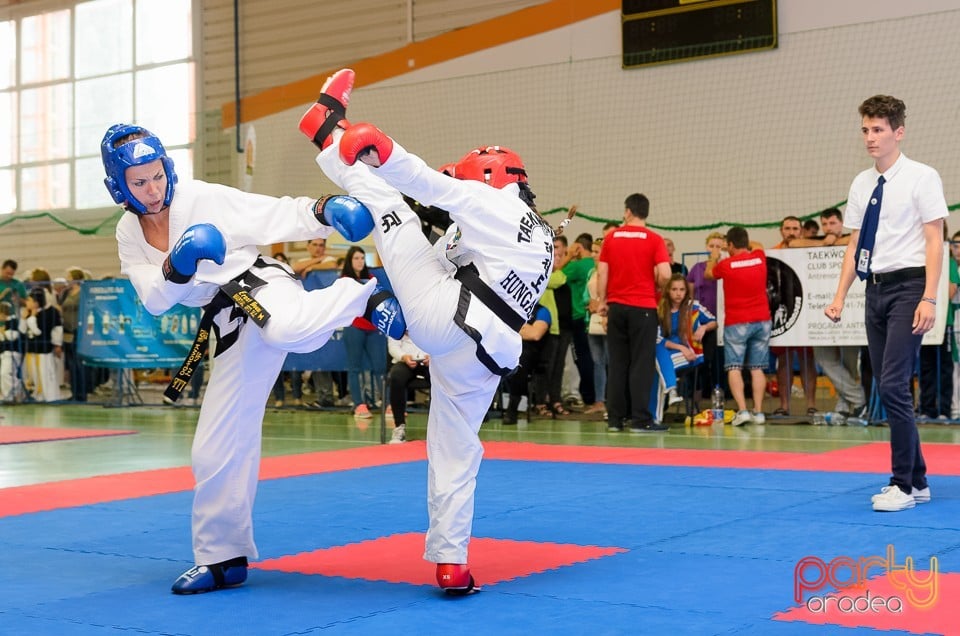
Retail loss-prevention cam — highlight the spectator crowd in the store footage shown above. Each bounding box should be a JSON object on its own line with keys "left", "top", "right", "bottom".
{"left": 4, "top": 200, "right": 959, "bottom": 430}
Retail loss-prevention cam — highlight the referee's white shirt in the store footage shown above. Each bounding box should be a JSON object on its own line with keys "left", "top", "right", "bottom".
{"left": 844, "top": 153, "right": 948, "bottom": 274}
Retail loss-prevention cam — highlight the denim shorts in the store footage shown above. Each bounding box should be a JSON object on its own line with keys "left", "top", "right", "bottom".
{"left": 724, "top": 320, "right": 771, "bottom": 370}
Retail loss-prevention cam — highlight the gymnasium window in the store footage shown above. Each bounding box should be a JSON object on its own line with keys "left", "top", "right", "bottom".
{"left": 0, "top": 0, "right": 195, "bottom": 216}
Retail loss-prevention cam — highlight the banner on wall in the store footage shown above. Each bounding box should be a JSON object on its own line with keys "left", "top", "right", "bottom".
{"left": 717, "top": 245, "right": 948, "bottom": 347}
{"left": 77, "top": 268, "right": 394, "bottom": 371}
{"left": 77, "top": 280, "right": 198, "bottom": 368}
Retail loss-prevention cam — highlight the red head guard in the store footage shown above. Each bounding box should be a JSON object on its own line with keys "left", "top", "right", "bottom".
{"left": 453, "top": 146, "right": 528, "bottom": 189}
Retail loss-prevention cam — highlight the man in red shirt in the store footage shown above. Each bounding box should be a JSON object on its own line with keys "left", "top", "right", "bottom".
{"left": 597, "top": 193, "right": 672, "bottom": 432}
{"left": 706, "top": 226, "right": 771, "bottom": 426}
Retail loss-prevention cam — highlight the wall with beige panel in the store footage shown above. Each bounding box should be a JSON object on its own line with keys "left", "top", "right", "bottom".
{"left": 230, "top": 4, "right": 960, "bottom": 259}
{"left": 0, "top": 0, "right": 542, "bottom": 278}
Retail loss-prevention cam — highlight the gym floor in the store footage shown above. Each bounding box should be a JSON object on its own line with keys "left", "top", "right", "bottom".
{"left": 1, "top": 395, "right": 958, "bottom": 634}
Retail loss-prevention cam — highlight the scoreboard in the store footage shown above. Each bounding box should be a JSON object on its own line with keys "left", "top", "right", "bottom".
{"left": 622, "top": 0, "right": 778, "bottom": 69}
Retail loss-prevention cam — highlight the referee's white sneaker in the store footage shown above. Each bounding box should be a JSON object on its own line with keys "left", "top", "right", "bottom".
{"left": 912, "top": 486, "right": 931, "bottom": 503}
{"left": 872, "top": 485, "right": 930, "bottom": 504}
{"left": 871, "top": 486, "right": 915, "bottom": 512}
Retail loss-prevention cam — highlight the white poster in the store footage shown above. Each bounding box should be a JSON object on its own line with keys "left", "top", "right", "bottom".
{"left": 717, "top": 245, "right": 948, "bottom": 347}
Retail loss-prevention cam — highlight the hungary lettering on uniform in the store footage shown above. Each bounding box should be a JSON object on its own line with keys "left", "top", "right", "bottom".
{"left": 730, "top": 257, "right": 762, "bottom": 269}
{"left": 499, "top": 270, "right": 536, "bottom": 314}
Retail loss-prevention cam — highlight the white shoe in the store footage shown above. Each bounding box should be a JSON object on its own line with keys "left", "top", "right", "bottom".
{"left": 872, "top": 485, "right": 931, "bottom": 504}
{"left": 667, "top": 389, "right": 683, "bottom": 406}
{"left": 752, "top": 411, "right": 765, "bottom": 425}
{"left": 389, "top": 424, "right": 406, "bottom": 444}
{"left": 731, "top": 410, "right": 752, "bottom": 426}
{"left": 871, "top": 486, "right": 915, "bottom": 512}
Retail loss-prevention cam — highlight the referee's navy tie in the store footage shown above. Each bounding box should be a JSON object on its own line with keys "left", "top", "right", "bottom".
{"left": 855, "top": 174, "right": 885, "bottom": 280}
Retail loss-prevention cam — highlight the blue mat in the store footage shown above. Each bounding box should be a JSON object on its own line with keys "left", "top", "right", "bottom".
{"left": 0, "top": 459, "right": 956, "bottom": 634}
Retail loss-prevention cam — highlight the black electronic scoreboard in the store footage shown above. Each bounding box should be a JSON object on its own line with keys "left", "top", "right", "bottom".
{"left": 622, "top": 0, "right": 777, "bottom": 69}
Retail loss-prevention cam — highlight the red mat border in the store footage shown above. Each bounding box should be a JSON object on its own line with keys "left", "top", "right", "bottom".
{"left": 1, "top": 440, "right": 958, "bottom": 518}
{"left": 0, "top": 426, "right": 137, "bottom": 445}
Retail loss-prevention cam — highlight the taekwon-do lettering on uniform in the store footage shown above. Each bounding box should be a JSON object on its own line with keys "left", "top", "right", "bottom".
{"left": 381, "top": 210, "right": 402, "bottom": 233}
{"left": 517, "top": 210, "right": 552, "bottom": 244}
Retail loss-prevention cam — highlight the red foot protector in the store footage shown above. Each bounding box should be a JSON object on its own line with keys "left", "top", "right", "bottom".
{"left": 253, "top": 532, "right": 626, "bottom": 586}
{"left": 773, "top": 571, "right": 960, "bottom": 634}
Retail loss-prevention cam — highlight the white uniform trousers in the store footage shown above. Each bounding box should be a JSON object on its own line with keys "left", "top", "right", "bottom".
{"left": 23, "top": 351, "right": 60, "bottom": 402}
{"left": 191, "top": 270, "right": 375, "bottom": 565}
{"left": 0, "top": 351, "right": 23, "bottom": 401}
{"left": 319, "top": 145, "right": 503, "bottom": 563}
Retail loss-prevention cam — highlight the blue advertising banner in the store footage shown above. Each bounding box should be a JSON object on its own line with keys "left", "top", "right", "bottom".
{"left": 77, "top": 280, "right": 198, "bottom": 368}
{"left": 76, "top": 267, "right": 393, "bottom": 371}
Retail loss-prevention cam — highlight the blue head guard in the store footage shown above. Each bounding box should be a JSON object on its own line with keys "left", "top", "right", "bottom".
{"left": 101, "top": 124, "right": 177, "bottom": 214}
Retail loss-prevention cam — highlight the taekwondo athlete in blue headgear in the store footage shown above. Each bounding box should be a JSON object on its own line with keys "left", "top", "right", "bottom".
{"left": 101, "top": 122, "right": 404, "bottom": 594}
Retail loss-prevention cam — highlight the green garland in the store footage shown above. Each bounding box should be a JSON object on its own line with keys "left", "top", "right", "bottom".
{"left": 3, "top": 201, "right": 958, "bottom": 237}
{"left": 542, "top": 201, "right": 960, "bottom": 232}
{"left": 0, "top": 209, "right": 124, "bottom": 235}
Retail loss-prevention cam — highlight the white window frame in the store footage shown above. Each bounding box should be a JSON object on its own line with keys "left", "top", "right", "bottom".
{"left": 0, "top": 0, "right": 196, "bottom": 216}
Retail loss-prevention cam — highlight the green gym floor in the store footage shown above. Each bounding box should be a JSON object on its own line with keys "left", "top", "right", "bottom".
{"left": 4, "top": 392, "right": 960, "bottom": 635}
{"left": 3, "top": 396, "right": 960, "bottom": 489}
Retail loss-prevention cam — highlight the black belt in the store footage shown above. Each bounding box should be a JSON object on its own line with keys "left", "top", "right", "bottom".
{"left": 454, "top": 263, "right": 526, "bottom": 332}
{"left": 867, "top": 266, "right": 925, "bottom": 286}
{"left": 163, "top": 262, "right": 281, "bottom": 403}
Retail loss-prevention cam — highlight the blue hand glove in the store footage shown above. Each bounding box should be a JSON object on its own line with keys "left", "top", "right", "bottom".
{"left": 315, "top": 195, "right": 374, "bottom": 242}
{"left": 365, "top": 285, "right": 406, "bottom": 339}
{"left": 163, "top": 223, "right": 227, "bottom": 283}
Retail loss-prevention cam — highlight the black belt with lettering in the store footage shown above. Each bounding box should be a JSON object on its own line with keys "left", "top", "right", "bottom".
{"left": 867, "top": 266, "right": 926, "bottom": 286}
{"left": 454, "top": 263, "right": 526, "bottom": 332}
{"left": 163, "top": 261, "right": 280, "bottom": 403}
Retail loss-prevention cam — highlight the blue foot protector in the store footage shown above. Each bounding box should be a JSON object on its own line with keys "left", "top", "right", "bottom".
{"left": 365, "top": 286, "right": 406, "bottom": 339}
{"left": 171, "top": 556, "right": 248, "bottom": 594}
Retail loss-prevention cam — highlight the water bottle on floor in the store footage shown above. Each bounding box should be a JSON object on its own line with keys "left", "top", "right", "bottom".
{"left": 711, "top": 385, "right": 725, "bottom": 422}
{"left": 824, "top": 412, "right": 846, "bottom": 426}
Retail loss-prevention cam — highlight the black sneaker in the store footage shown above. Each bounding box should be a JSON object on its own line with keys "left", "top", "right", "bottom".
{"left": 839, "top": 404, "right": 868, "bottom": 418}
{"left": 631, "top": 422, "right": 668, "bottom": 432}
{"left": 607, "top": 424, "right": 623, "bottom": 432}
